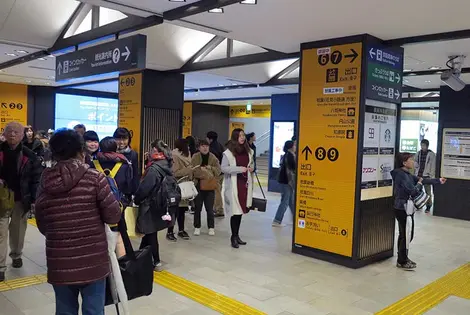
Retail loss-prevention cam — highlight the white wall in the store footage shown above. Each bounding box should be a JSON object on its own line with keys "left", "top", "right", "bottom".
{"left": 230, "top": 117, "right": 270, "bottom": 156}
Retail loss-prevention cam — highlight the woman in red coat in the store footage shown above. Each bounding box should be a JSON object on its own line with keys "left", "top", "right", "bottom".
{"left": 35, "top": 129, "right": 121, "bottom": 315}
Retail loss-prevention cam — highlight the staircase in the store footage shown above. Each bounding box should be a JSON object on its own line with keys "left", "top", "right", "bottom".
{"left": 256, "top": 151, "right": 269, "bottom": 186}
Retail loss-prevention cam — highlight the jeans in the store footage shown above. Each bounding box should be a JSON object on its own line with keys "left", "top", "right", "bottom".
{"left": 194, "top": 190, "right": 215, "bottom": 229}
{"left": 140, "top": 232, "right": 160, "bottom": 264}
{"left": 395, "top": 209, "right": 415, "bottom": 264}
{"left": 0, "top": 202, "right": 28, "bottom": 272}
{"left": 273, "top": 184, "right": 295, "bottom": 224}
{"left": 53, "top": 278, "right": 106, "bottom": 315}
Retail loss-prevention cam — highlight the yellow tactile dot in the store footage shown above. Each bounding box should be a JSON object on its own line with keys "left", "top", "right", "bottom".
{"left": 0, "top": 274, "right": 47, "bottom": 292}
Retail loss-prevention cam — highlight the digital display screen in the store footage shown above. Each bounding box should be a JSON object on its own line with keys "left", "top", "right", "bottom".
{"left": 272, "top": 121, "right": 295, "bottom": 168}
{"left": 55, "top": 93, "right": 118, "bottom": 140}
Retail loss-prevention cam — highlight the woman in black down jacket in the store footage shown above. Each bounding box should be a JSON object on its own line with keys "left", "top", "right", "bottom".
{"left": 390, "top": 152, "right": 446, "bottom": 270}
{"left": 134, "top": 139, "right": 173, "bottom": 272}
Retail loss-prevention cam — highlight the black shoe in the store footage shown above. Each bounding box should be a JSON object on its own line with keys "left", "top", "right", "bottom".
{"left": 425, "top": 206, "right": 431, "bottom": 214}
{"left": 0, "top": 272, "right": 4, "bottom": 282}
{"left": 407, "top": 259, "right": 417, "bottom": 267}
{"left": 178, "top": 231, "right": 190, "bottom": 240}
{"left": 166, "top": 233, "right": 177, "bottom": 242}
{"left": 231, "top": 236, "right": 239, "bottom": 249}
{"left": 12, "top": 258, "right": 22, "bottom": 268}
{"left": 236, "top": 236, "right": 247, "bottom": 245}
{"left": 396, "top": 261, "right": 416, "bottom": 270}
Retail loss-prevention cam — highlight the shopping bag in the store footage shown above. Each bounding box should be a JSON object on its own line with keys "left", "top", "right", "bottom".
{"left": 124, "top": 206, "right": 142, "bottom": 238}
{"left": 105, "top": 220, "right": 154, "bottom": 305}
{"left": 0, "top": 186, "right": 15, "bottom": 218}
{"left": 405, "top": 200, "right": 415, "bottom": 250}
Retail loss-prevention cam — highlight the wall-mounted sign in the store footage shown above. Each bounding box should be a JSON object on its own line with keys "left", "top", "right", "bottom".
{"left": 0, "top": 83, "right": 28, "bottom": 133}
{"left": 229, "top": 105, "right": 271, "bottom": 118}
{"left": 441, "top": 128, "right": 470, "bottom": 180}
{"left": 400, "top": 138, "right": 419, "bottom": 153}
{"left": 295, "top": 42, "right": 362, "bottom": 258}
{"left": 229, "top": 122, "right": 245, "bottom": 137}
{"left": 56, "top": 35, "right": 147, "bottom": 81}
{"left": 182, "top": 102, "right": 192, "bottom": 138}
{"left": 366, "top": 45, "right": 404, "bottom": 104}
{"left": 272, "top": 121, "right": 295, "bottom": 168}
{"left": 118, "top": 73, "right": 142, "bottom": 156}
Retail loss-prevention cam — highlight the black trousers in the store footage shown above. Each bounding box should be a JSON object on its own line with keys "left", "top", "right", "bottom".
{"left": 194, "top": 190, "right": 215, "bottom": 229}
{"left": 168, "top": 207, "right": 187, "bottom": 233}
{"left": 230, "top": 215, "right": 242, "bottom": 237}
{"left": 140, "top": 232, "right": 160, "bottom": 264}
{"left": 394, "top": 209, "right": 415, "bottom": 264}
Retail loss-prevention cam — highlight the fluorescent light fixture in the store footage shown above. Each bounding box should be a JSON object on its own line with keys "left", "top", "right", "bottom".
{"left": 218, "top": 84, "right": 224, "bottom": 86}
{"left": 46, "top": 82, "right": 51, "bottom": 85}
{"left": 5, "top": 53, "right": 17, "bottom": 57}
{"left": 169, "top": 0, "right": 186, "bottom": 2}
{"left": 208, "top": 8, "right": 224, "bottom": 13}
{"left": 49, "top": 75, "right": 55, "bottom": 79}
{"left": 15, "top": 50, "right": 29, "bottom": 54}
{"left": 428, "top": 66, "right": 441, "bottom": 70}
{"left": 403, "top": 69, "right": 413, "bottom": 72}
{"left": 38, "top": 57, "right": 47, "bottom": 61}
{"left": 25, "top": 80, "right": 32, "bottom": 83}
{"left": 425, "top": 80, "right": 431, "bottom": 83}
{"left": 240, "top": 0, "right": 257, "bottom": 4}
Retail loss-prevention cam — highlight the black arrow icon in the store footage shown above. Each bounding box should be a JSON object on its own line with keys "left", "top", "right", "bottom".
{"left": 302, "top": 146, "right": 313, "bottom": 161}
{"left": 345, "top": 49, "right": 358, "bottom": 63}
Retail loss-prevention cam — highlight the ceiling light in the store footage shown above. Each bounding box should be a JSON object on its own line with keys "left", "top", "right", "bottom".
{"left": 25, "top": 80, "right": 32, "bottom": 83}
{"left": 232, "top": 83, "right": 237, "bottom": 86}
{"left": 15, "top": 50, "right": 29, "bottom": 54}
{"left": 428, "top": 66, "right": 441, "bottom": 70}
{"left": 46, "top": 83, "right": 51, "bottom": 85}
{"left": 240, "top": 0, "right": 257, "bottom": 4}
{"left": 425, "top": 80, "right": 431, "bottom": 83}
{"left": 5, "top": 53, "right": 17, "bottom": 57}
{"left": 208, "top": 8, "right": 224, "bottom": 13}
{"left": 38, "top": 57, "right": 47, "bottom": 61}
{"left": 403, "top": 69, "right": 413, "bottom": 72}
{"left": 168, "top": 0, "right": 186, "bottom": 2}
{"left": 48, "top": 75, "right": 55, "bottom": 79}
{"left": 218, "top": 84, "right": 224, "bottom": 86}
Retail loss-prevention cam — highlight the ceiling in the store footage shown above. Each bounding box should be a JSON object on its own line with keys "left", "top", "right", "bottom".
{"left": 1, "top": 0, "right": 470, "bottom": 101}
{"left": 199, "top": 98, "right": 271, "bottom": 106}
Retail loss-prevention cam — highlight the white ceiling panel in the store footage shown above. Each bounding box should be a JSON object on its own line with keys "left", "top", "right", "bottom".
{"left": 185, "top": 85, "right": 298, "bottom": 101}
{"left": 232, "top": 40, "right": 266, "bottom": 57}
{"left": 0, "top": 0, "right": 16, "bottom": 31}
{"left": 0, "top": 0, "right": 80, "bottom": 48}
{"left": 0, "top": 43, "right": 40, "bottom": 63}
{"left": 200, "top": 99, "right": 271, "bottom": 106}
{"left": 202, "top": 39, "right": 228, "bottom": 62}
{"left": 71, "top": 80, "right": 118, "bottom": 93}
{"left": 98, "top": 0, "right": 200, "bottom": 15}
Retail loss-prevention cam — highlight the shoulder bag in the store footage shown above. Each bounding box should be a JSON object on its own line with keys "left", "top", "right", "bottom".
{"left": 412, "top": 186, "right": 429, "bottom": 210}
{"left": 177, "top": 176, "right": 198, "bottom": 200}
{"left": 250, "top": 171, "right": 267, "bottom": 212}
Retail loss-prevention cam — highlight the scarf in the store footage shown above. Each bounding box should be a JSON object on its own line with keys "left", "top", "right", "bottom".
{"left": 145, "top": 152, "right": 166, "bottom": 169}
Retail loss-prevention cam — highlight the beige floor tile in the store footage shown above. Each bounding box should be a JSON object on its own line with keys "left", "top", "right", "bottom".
{"left": 425, "top": 296, "right": 470, "bottom": 314}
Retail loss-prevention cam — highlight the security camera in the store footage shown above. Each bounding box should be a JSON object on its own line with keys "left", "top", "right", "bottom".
{"left": 441, "top": 55, "right": 466, "bottom": 91}
{"left": 441, "top": 70, "right": 465, "bottom": 91}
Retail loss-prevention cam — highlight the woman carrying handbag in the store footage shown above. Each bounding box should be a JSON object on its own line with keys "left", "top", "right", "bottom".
{"left": 390, "top": 152, "right": 446, "bottom": 270}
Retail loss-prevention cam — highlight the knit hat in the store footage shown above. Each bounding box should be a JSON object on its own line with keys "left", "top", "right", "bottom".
{"left": 83, "top": 130, "right": 99, "bottom": 142}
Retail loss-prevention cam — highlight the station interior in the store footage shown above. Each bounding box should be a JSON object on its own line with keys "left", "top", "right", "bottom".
{"left": 0, "top": 0, "right": 470, "bottom": 314}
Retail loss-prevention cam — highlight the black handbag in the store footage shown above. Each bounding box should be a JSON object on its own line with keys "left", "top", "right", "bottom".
{"left": 105, "top": 222, "right": 154, "bottom": 308}
{"left": 250, "top": 171, "right": 267, "bottom": 212}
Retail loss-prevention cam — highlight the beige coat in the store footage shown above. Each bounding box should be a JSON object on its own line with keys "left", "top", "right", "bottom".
{"left": 191, "top": 152, "right": 221, "bottom": 186}
{"left": 172, "top": 149, "right": 193, "bottom": 207}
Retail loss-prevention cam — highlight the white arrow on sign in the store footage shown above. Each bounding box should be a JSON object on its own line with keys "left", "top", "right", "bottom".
{"left": 57, "top": 62, "right": 62, "bottom": 75}
{"left": 396, "top": 73, "right": 401, "bottom": 83}
{"left": 369, "top": 48, "right": 376, "bottom": 59}
{"left": 122, "top": 46, "right": 130, "bottom": 61}
{"left": 395, "top": 89, "right": 400, "bottom": 100}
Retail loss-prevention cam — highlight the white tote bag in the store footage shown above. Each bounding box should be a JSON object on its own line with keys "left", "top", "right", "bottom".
{"left": 178, "top": 177, "right": 198, "bottom": 200}
{"left": 405, "top": 200, "right": 415, "bottom": 250}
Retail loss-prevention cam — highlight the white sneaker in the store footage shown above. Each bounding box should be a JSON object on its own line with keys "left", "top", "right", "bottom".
{"left": 208, "top": 228, "right": 215, "bottom": 236}
{"left": 194, "top": 228, "right": 201, "bottom": 236}
{"left": 272, "top": 222, "right": 286, "bottom": 227}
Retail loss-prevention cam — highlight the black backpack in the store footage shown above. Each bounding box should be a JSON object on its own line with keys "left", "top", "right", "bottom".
{"left": 154, "top": 164, "right": 182, "bottom": 210}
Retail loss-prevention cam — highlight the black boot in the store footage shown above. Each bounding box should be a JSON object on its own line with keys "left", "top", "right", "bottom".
{"left": 236, "top": 236, "right": 247, "bottom": 245}
{"left": 231, "top": 236, "right": 239, "bottom": 248}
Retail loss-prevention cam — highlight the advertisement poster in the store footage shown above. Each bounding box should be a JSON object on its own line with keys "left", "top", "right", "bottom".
{"left": 119, "top": 73, "right": 142, "bottom": 155}
{"left": 55, "top": 94, "right": 118, "bottom": 140}
{"left": 295, "top": 42, "right": 362, "bottom": 257}
{"left": 399, "top": 120, "right": 438, "bottom": 153}
{"left": 441, "top": 128, "right": 470, "bottom": 180}
{"left": 0, "top": 83, "right": 28, "bottom": 132}
{"left": 360, "top": 99, "right": 397, "bottom": 200}
{"left": 272, "top": 121, "right": 295, "bottom": 168}
{"left": 182, "top": 102, "right": 192, "bottom": 138}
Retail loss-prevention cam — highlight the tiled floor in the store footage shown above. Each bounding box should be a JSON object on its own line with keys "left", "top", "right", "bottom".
{"left": 1, "top": 188, "right": 470, "bottom": 314}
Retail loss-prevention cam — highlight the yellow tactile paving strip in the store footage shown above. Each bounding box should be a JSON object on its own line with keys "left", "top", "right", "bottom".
{"left": 376, "top": 263, "right": 470, "bottom": 315}
{"left": 22, "top": 218, "right": 266, "bottom": 314}
{"left": 154, "top": 271, "right": 266, "bottom": 315}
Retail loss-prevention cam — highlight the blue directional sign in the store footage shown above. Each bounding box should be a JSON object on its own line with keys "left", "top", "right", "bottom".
{"left": 366, "top": 44, "right": 404, "bottom": 104}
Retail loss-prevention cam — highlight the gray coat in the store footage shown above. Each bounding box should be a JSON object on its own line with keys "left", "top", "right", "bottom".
{"left": 414, "top": 150, "right": 436, "bottom": 178}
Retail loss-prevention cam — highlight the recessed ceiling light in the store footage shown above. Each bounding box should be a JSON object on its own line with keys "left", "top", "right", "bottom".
{"left": 208, "top": 8, "right": 224, "bottom": 13}
{"left": 168, "top": 0, "right": 186, "bottom": 2}
{"left": 407, "top": 73, "right": 417, "bottom": 76}
{"left": 15, "top": 50, "right": 29, "bottom": 54}
{"left": 425, "top": 80, "right": 432, "bottom": 83}
{"left": 403, "top": 69, "right": 413, "bottom": 72}
{"left": 5, "top": 53, "right": 17, "bottom": 57}
{"left": 428, "top": 66, "right": 441, "bottom": 70}
{"left": 240, "top": 0, "right": 257, "bottom": 4}
{"left": 232, "top": 83, "right": 237, "bottom": 85}
{"left": 218, "top": 84, "right": 224, "bottom": 86}
{"left": 25, "top": 80, "right": 32, "bottom": 83}
{"left": 38, "top": 57, "right": 47, "bottom": 61}
{"left": 46, "top": 82, "right": 51, "bottom": 85}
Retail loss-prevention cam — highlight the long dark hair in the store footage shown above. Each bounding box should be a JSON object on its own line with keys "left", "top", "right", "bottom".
{"left": 395, "top": 152, "right": 414, "bottom": 169}
{"left": 186, "top": 136, "right": 197, "bottom": 155}
{"left": 23, "top": 126, "right": 35, "bottom": 142}
{"left": 226, "top": 128, "right": 250, "bottom": 155}
{"left": 283, "top": 140, "right": 294, "bottom": 153}
{"left": 151, "top": 139, "right": 171, "bottom": 159}
{"left": 174, "top": 138, "right": 190, "bottom": 157}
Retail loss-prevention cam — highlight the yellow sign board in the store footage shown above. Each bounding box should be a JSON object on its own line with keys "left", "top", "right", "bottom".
{"left": 118, "top": 73, "right": 142, "bottom": 156}
{"left": 0, "top": 83, "right": 28, "bottom": 132}
{"left": 229, "top": 105, "right": 271, "bottom": 118}
{"left": 295, "top": 42, "right": 362, "bottom": 257}
{"left": 229, "top": 122, "right": 245, "bottom": 138}
{"left": 182, "top": 102, "right": 192, "bottom": 138}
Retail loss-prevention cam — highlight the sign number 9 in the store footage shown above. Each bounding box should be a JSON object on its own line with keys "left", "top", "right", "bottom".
{"left": 327, "top": 148, "right": 339, "bottom": 162}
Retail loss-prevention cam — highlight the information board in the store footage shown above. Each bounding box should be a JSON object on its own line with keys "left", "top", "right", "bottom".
{"left": 182, "top": 102, "right": 192, "bottom": 138}
{"left": 229, "top": 105, "right": 271, "bottom": 118}
{"left": 360, "top": 99, "right": 397, "bottom": 200}
{"left": 295, "top": 42, "right": 362, "bottom": 257}
{"left": 0, "top": 83, "right": 28, "bottom": 132}
{"left": 441, "top": 128, "right": 470, "bottom": 180}
{"left": 118, "top": 73, "right": 142, "bottom": 155}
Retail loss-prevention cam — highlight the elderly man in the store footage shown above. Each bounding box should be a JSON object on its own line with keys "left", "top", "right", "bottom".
{"left": 0, "top": 122, "right": 42, "bottom": 282}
